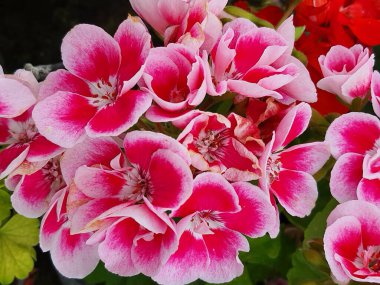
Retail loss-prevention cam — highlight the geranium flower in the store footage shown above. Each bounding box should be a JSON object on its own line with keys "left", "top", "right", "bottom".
{"left": 317, "top": 44, "right": 374, "bottom": 104}
{"left": 130, "top": 0, "right": 227, "bottom": 51}
{"left": 259, "top": 103, "right": 330, "bottom": 236}
{"left": 40, "top": 188, "right": 99, "bottom": 278}
{"left": 153, "top": 172, "right": 276, "bottom": 284}
{"left": 65, "top": 131, "right": 193, "bottom": 234}
{"left": 143, "top": 44, "right": 208, "bottom": 122}
{"left": 0, "top": 68, "right": 37, "bottom": 118}
{"left": 6, "top": 156, "right": 65, "bottom": 218}
{"left": 0, "top": 108, "right": 62, "bottom": 179}
{"left": 326, "top": 112, "right": 380, "bottom": 206}
{"left": 33, "top": 17, "right": 152, "bottom": 148}
{"left": 178, "top": 112, "right": 261, "bottom": 181}
{"left": 206, "top": 16, "right": 317, "bottom": 104}
{"left": 324, "top": 200, "right": 380, "bottom": 283}
{"left": 94, "top": 203, "right": 178, "bottom": 277}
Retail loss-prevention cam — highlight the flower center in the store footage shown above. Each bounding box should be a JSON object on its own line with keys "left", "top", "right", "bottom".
{"left": 266, "top": 155, "right": 282, "bottom": 183}
{"left": 190, "top": 210, "right": 221, "bottom": 235}
{"left": 196, "top": 129, "right": 229, "bottom": 163}
{"left": 42, "top": 158, "right": 65, "bottom": 190}
{"left": 90, "top": 77, "right": 118, "bottom": 108}
{"left": 123, "top": 166, "right": 152, "bottom": 202}
{"left": 8, "top": 119, "right": 38, "bottom": 144}
{"left": 355, "top": 245, "right": 380, "bottom": 272}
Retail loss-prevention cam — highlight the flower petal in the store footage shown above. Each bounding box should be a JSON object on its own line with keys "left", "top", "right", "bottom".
{"left": 61, "top": 24, "right": 120, "bottom": 83}
{"left": 60, "top": 137, "right": 121, "bottom": 184}
{"left": 173, "top": 172, "right": 240, "bottom": 218}
{"left": 0, "top": 144, "right": 29, "bottom": 179}
{"left": 123, "top": 131, "right": 190, "bottom": 170}
{"left": 325, "top": 112, "right": 380, "bottom": 158}
{"left": 270, "top": 169, "right": 317, "bottom": 217}
{"left": 330, "top": 153, "right": 363, "bottom": 203}
{"left": 279, "top": 142, "right": 330, "bottom": 174}
{"left": 148, "top": 149, "right": 193, "bottom": 209}
{"left": 273, "top": 103, "right": 312, "bottom": 150}
{"left": 221, "top": 182, "right": 275, "bottom": 238}
{"left": 358, "top": 178, "right": 380, "bottom": 207}
{"left": 0, "top": 78, "right": 36, "bottom": 118}
{"left": 27, "top": 135, "right": 63, "bottom": 162}
{"left": 32, "top": 92, "right": 98, "bottom": 148}
{"left": 85, "top": 90, "right": 152, "bottom": 137}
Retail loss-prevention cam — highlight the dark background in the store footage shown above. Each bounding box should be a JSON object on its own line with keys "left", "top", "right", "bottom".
{"left": 0, "top": 0, "right": 135, "bottom": 73}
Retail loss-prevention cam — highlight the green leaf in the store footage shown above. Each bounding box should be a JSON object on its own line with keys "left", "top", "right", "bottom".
{"left": 240, "top": 234, "right": 281, "bottom": 264}
{"left": 224, "top": 6, "right": 274, "bottom": 28}
{"left": 304, "top": 199, "right": 338, "bottom": 243}
{"left": 287, "top": 250, "right": 331, "bottom": 285}
{"left": 292, "top": 48, "right": 308, "bottom": 65}
{"left": 0, "top": 190, "right": 11, "bottom": 224}
{"left": 0, "top": 214, "right": 39, "bottom": 285}
{"left": 295, "top": 26, "right": 305, "bottom": 41}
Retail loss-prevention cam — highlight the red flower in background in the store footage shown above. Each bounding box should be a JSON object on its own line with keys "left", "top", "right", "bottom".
{"left": 295, "top": 0, "right": 380, "bottom": 114}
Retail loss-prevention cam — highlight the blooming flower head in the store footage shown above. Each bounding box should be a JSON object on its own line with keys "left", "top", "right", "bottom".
{"left": 130, "top": 0, "right": 227, "bottom": 51}
{"left": 153, "top": 172, "right": 276, "bottom": 284}
{"left": 324, "top": 200, "right": 380, "bottom": 283}
{"left": 178, "top": 111, "right": 261, "bottom": 181}
{"left": 317, "top": 44, "right": 374, "bottom": 104}
{"left": 326, "top": 112, "right": 380, "bottom": 206}
{"left": 33, "top": 17, "right": 153, "bottom": 148}
{"left": 206, "top": 16, "right": 317, "bottom": 104}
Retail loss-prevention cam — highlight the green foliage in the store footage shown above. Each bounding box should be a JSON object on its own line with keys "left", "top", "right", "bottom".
{"left": 295, "top": 26, "right": 306, "bottom": 41}
{"left": 0, "top": 191, "right": 39, "bottom": 285}
{"left": 224, "top": 6, "right": 275, "bottom": 28}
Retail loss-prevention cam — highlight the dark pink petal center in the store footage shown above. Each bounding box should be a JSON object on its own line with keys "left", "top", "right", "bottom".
{"left": 195, "top": 129, "right": 230, "bottom": 163}
{"left": 190, "top": 210, "right": 222, "bottom": 235}
{"left": 8, "top": 118, "right": 38, "bottom": 144}
{"left": 123, "top": 165, "right": 152, "bottom": 202}
{"left": 266, "top": 155, "right": 282, "bottom": 184}
{"left": 355, "top": 245, "right": 380, "bottom": 273}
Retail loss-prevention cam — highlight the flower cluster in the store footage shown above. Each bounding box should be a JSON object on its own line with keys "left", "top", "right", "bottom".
{"left": 1, "top": 1, "right": 380, "bottom": 284}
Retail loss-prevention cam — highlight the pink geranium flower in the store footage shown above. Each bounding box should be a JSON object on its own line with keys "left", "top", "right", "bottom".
{"left": 33, "top": 17, "right": 152, "bottom": 148}
{"left": 0, "top": 68, "right": 37, "bottom": 118}
{"left": 326, "top": 112, "right": 380, "bottom": 206}
{"left": 153, "top": 172, "right": 276, "bottom": 285}
{"left": 178, "top": 112, "right": 261, "bottom": 181}
{"left": 130, "top": 0, "right": 227, "bottom": 51}
{"left": 317, "top": 44, "right": 374, "bottom": 104}
{"left": 324, "top": 200, "right": 380, "bottom": 283}
{"left": 143, "top": 44, "right": 208, "bottom": 122}
{"left": 65, "top": 131, "right": 193, "bottom": 234}
{"left": 0, "top": 108, "right": 63, "bottom": 179}
{"left": 40, "top": 189, "right": 99, "bottom": 278}
{"left": 94, "top": 203, "right": 178, "bottom": 277}
{"left": 6, "top": 156, "right": 65, "bottom": 218}
{"left": 259, "top": 103, "right": 330, "bottom": 235}
{"left": 206, "top": 17, "right": 317, "bottom": 103}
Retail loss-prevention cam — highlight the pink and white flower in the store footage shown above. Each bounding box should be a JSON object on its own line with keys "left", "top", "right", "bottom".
{"left": 0, "top": 68, "right": 37, "bottom": 118}
{"left": 324, "top": 200, "right": 380, "bottom": 284}
{"left": 130, "top": 0, "right": 227, "bottom": 51}
{"left": 40, "top": 189, "right": 100, "bottom": 278}
{"left": 259, "top": 103, "right": 330, "bottom": 235}
{"left": 326, "top": 112, "right": 380, "bottom": 206}
{"left": 0, "top": 109, "right": 63, "bottom": 179}
{"left": 7, "top": 156, "right": 65, "bottom": 218}
{"left": 153, "top": 172, "right": 276, "bottom": 285}
{"left": 143, "top": 44, "right": 208, "bottom": 122}
{"left": 317, "top": 44, "right": 374, "bottom": 104}
{"left": 206, "top": 17, "right": 317, "bottom": 104}
{"left": 95, "top": 203, "right": 178, "bottom": 277}
{"left": 33, "top": 17, "right": 152, "bottom": 148}
{"left": 66, "top": 131, "right": 193, "bottom": 234}
{"left": 178, "top": 112, "right": 261, "bottom": 181}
